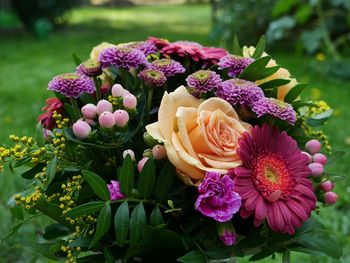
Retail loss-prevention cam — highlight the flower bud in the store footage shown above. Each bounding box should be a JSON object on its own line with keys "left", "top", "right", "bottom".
{"left": 122, "top": 149, "right": 135, "bottom": 160}
{"left": 320, "top": 180, "right": 333, "bottom": 192}
{"left": 324, "top": 191, "right": 338, "bottom": 205}
{"left": 217, "top": 222, "right": 236, "bottom": 246}
{"left": 43, "top": 129, "right": 54, "bottom": 142}
{"left": 81, "top": 104, "right": 97, "bottom": 119}
{"left": 152, "top": 144, "right": 167, "bottom": 160}
{"left": 72, "top": 120, "right": 91, "bottom": 139}
{"left": 143, "top": 132, "right": 158, "bottom": 147}
{"left": 98, "top": 111, "right": 115, "bottom": 128}
{"left": 96, "top": 99, "right": 113, "bottom": 115}
{"left": 305, "top": 139, "right": 321, "bottom": 154}
{"left": 111, "top": 84, "right": 124, "bottom": 97}
{"left": 123, "top": 94, "right": 137, "bottom": 109}
{"left": 301, "top": 151, "right": 312, "bottom": 164}
{"left": 313, "top": 153, "right": 327, "bottom": 165}
{"left": 308, "top": 162, "right": 324, "bottom": 177}
{"left": 85, "top": 118, "right": 96, "bottom": 126}
{"left": 114, "top": 110, "right": 129, "bottom": 127}
{"left": 137, "top": 157, "right": 149, "bottom": 173}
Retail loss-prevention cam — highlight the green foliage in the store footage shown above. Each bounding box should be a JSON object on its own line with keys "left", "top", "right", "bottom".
{"left": 114, "top": 201, "right": 130, "bottom": 246}
{"left": 89, "top": 203, "right": 111, "bottom": 248}
{"left": 119, "top": 155, "right": 134, "bottom": 196}
{"left": 81, "top": 170, "right": 110, "bottom": 201}
{"left": 65, "top": 202, "right": 105, "bottom": 218}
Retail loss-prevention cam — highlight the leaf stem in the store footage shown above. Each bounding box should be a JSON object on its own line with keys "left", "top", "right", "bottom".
{"left": 93, "top": 77, "right": 101, "bottom": 102}
{"left": 69, "top": 97, "right": 82, "bottom": 121}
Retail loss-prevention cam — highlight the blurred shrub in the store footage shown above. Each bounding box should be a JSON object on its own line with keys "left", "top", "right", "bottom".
{"left": 10, "top": 0, "right": 80, "bottom": 38}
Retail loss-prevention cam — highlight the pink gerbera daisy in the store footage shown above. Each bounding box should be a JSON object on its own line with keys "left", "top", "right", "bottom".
{"left": 233, "top": 124, "right": 316, "bottom": 234}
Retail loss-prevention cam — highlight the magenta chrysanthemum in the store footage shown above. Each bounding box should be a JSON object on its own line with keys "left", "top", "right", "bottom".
{"left": 99, "top": 47, "right": 147, "bottom": 70}
{"left": 216, "top": 79, "right": 264, "bottom": 106}
{"left": 218, "top": 55, "right": 254, "bottom": 77}
{"left": 124, "top": 41, "right": 158, "bottom": 56}
{"left": 147, "top": 59, "right": 185, "bottom": 77}
{"left": 195, "top": 172, "right": 241, "bottom": 222}
{"left": 48, "top": 73, "right": 95, "bottom": 98}
{"left": 233, "top": 124, "right": 316, "bottom": 234}
{"left": 186, "top": 70, "right": 222, "bottom": 93}
{"left": 252, "top": 98, "right": 297, "bottom": 125}
{"left": 138, "top": 69, "right": 167, "bottom": 87}
{"left": 76, "top": 59, "right": 102, "bottom": 77}
{"left": 107, "top": 180, "right": 125, "bottom": 201}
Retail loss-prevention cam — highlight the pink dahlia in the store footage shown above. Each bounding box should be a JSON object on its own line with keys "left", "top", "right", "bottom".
{"left": 233, "top": 124, "right": 316, "bottom": 234}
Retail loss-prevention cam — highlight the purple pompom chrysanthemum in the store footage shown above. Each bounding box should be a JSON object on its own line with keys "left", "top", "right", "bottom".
{"left": 99, "top": 47, "right": 147, "bottom": 70}
{"left": 186, "top": 70, "right": 222, "bottom": 93}
{"left": 107, "top": 180, "right": 125, "bottom": 201}
{"left": 48, "top": 73, "right": 95, "bottom": 98}
{"left": 218, "top": 55, "right": 254, "bottom": 77}
{"left": 195, "top": 172, "right": 241, "bottom": 222}
{"left": 216, "top": 78, "right": 264, "bottom": 106}
{"left": 252, "top": 98, "right": 297, "bottom": 125}
{"left": 147, "top": 59, "right": 185, "bottom": 77}
{"left": 138, "top": 69, "right": 167, "bottom": 87}
{"left": 76, "top": 59, "right": 102, "bottom": 77}
{"left": 124, "top": 41, "right": 158, "bottom": 56}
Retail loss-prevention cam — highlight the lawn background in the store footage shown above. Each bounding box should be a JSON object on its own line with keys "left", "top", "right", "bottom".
{"left": 0, "top": 4, "right": 349, "bottom": 262}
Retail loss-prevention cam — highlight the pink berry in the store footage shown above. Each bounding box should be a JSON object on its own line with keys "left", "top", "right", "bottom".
{"left": 122, "top": 149, "right": 135, "bottom": 160}
{"left": 308, "top": 162, "right": 324, "bottom": 177}
{"left": 98, "top": 111, "right": 115, "bottom": 128}
{"left": 122, "top": 89, "right": 130, "bottom": 96}
{"left": 81, "top": 104, "right": 97, "bottom": 119}
{"left": 301, "top": 151, "right": 312, "bottom": 164}
{"left": 72, "top": 120, "right": 91, "bottom": 139}
{"left": 123, "top": 94, "right": 137, "bottom": 109}
{"left": 305, "top": 139, "right": 321, "bottom": 154}
{"left": 111, "top": 84, "right": 124, "bottom": 97}
{"left": 320, "top": 180, "right": 333, "bottom": 192}
{"left": 324, "top": 191, "right": 338, "bottom": 205}
{"left": 114, "top": 110, "right": 129, "bottom": 127}
{"left": 152, "top": 144, "right": 167, "bottom": 160}
{"left": 137, "top": 157, "right": 149, "bottom": 173}
{"left": 313, "top": 153, "right": 327, "bottom": 165}
{"left": 96, "top": 99, "right": 113, "bottom": 115}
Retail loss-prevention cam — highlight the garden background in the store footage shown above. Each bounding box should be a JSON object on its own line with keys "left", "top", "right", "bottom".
{"left": 0, "top": 0, "right": 349, "bottom": 262}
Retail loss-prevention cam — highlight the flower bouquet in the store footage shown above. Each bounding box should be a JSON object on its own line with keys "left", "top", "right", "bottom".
{"left": 0, "top": 36, "right": 344, "bottom": 263}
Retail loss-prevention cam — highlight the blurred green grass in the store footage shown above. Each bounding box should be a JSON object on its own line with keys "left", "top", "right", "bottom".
{"left": 0, "top": 4, "right": 349, "bottom": 263}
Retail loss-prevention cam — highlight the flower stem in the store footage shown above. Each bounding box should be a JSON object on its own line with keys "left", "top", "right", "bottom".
{"left": 145, "top": 87, "right": 153, "bottom": 124}
{"left": 93, "top": 77, "right": 101, "bottom": 102}
{"left": 69, "top": 97, "right": 82, "bottom": 120}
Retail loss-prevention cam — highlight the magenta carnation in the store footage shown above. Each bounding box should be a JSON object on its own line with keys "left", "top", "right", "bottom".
{"left": 107, "top": 180, "right": 125, "bottom": 201}
{"left": 218, "top": 55, "right": 254, "bottom": 77}
{"left": 48, "top": 73, "right": 95, "bottom": 98}
{"left": 252, "top": 98, "right": 297, "bottom": 125}
{"left": 216, "top": 79, "right": 265, "bottom": 106}
{"left": 186, "top": 70, "right": 222, "bottom": 93}
{"left": 195, "top": 172, "right": 241, "bottom": 222}
{"left": 147, "top": 59, "right": 185, "bottom": 77}
{"left": 233, "top": 124, "right": 316, "bottom": 234}
{"left": 99, "top": 47, "right": 147, "bottom": 70}
{"left": 138, "top": 69, "right": 167, "bottom": 87}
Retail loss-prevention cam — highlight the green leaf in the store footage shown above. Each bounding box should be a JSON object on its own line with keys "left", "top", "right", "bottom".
{"left": 20, "top": 163, "right": 45, "bottom": 179}
{"left": 177, "top": 250, "right": 206, "bottom": 263}
{"left": 206, "top": 245, "right": 233, "bottom": 259}
{"left": 252, "top": 35, "right": 266, "bottom": 59}
{"left": 282, "top": 250, "right": 290, "bottom": 263}
{"left": 239, "top": 56, "right": 274, "bottom": 81}
{"left": 35, "top": 122, "right": 45, "bottom": 147}
{"left": 114, "top": 201, "right": 130, "bottom": 246}
{"left": 77, "top": 254, "right": 105, "bottom": 263}
{"left": 327, "top": 151, "right": 346, "bottom": 165}
{"left": 73, "top": 53, "right": 82, "bottom": 66}
{"left": 258, "top": 79, "right": 290, "bottom": 90}
{"left": 65, "top": 201, "right": 105, "bottom": 218}
{"left": 13, "top": 157, "right": 31, "bottom": 168}
{"left": 119, "top": 155, "right": 134, "bottom": 196}
{"left": 89, "top": 203, "right": 111, "bottom": 248}
{"left": 232, "top": 35, "right": 243, "bottom": 56}
{"left": 249, "top": 246, "right": 276, "bottom": 261}
{"left": 104, "top": 247, "right": 114, "bottom": 263}
{"left": 35, "top": 197, "right": 71, "bottom": 227}
{"left": 82, "top": 170, "right": 110, "bottom": 201}
{"left": 150, "top": 206, "right": 164, "bottom": 226}
{"left": 10, "top": 206, "right": 24, "bottom": 220}
{"left": 43, "top": 223, "right": 70, "bottom": 240}
{"left": 138, "top": 159, "right": 156, "bottom": 198}
{"left": 306, "top": 109, "right": 333, "bottom": 126}
{"left": 284, "top": 83, "right": 307, "bottom": 103}
{"left": 1, "top": 221, "right": 23, "bottom": 241}
{"left": 156, "top": 161, "right": 176, "bottom": 201}
{"left": 45, "top": 156, "right": 57, "bottom": 187}
{"left": 129, "top": 202, "right": 146, "bottom": 246}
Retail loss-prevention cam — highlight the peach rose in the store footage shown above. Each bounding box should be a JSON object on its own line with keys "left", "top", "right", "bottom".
{"left": 242, "top": 46, "right": 297, "bottom": 101}
{"left": 90, "top": 42, "right": 117, "bottom": 60}
{"left": 146, "top": 86, "right": 251, "bottom": 182}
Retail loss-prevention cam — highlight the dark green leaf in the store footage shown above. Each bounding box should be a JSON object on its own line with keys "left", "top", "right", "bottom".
{"left": 150, "top": 206, "right": 164, "bottom": 226}
{"left": 249, "top": 246, "right": 276, "bottom": 261}
{"left": 1, "top": 221, "right": 23, "bottom": 241}
{"left": 65, "top": 201, "right": 105, "bottom": 218}
{"left": 138, "top": 159, "right": 156, "bottom": 198}
{"left": 73, "top": 53, "right": 82, "bottom": 66}
{"left": 156, "top": 161, "right": 176, "bottom": 201}
{"left": 46, "top": 156, "right": 57, "bottom": 187}
{"left": 239, "top": 56, "right": 273, "bottom": 81}
{"left": 13, "top": 157, "right": 31, "bottom": 168}
{"left": 10, "top": 206, "right": 24, "bottom": 220}
{"left": 77, "top": 254, "right": 105, "bottom": 263}
{"left": 284, "top": 83, "right": 307, "bottom": 103}
{"left": 289, "top": 246, "right": 328, "bottom": 256}
{"left": 119, "top": 155, "right": 134, "bottom": 196}
{"left": 291, "top": 102, "right": 317, "bottom": 109}
{"left": 20, "top": 163, "right": 45, "bottom": 179}
{"left": 130, "top": 202, "right": 146, "bottom": 246}
{"left": 89, "top": 203, "right": 112, "bottom": 248}
{"left": 43, "top": 223, "right": 70, "bottom": 240}
{"left": 177, "top": 250, "right": 206, "bottom": 263}
{"left": 35, "top": 197, "right": 71, "bottom": 227}
{"left": 259, "top": 79, "right": 290, "bottom": 90}
{"left": 252, "top": 35, "right": 266, "bottom": 59}
{"left": 206, "top": 245, "right": 233, "bottom": 259}
{"left": 104, "top": 247, "right": 114, "bottom": 263}
{"left": 306, "top": 109, "right": 333, "bottom": 126}
{"left": 82, "top": 170, "right": 110, "bottom": 201}
{"left": 232, "top": 35, "right": 243, "bottom": 56}
{"left": 35, "top": 122, "right": 45, "bottom": 147}
{"left": 70, "top": 235, "right": 93, "bottom": 248}
{"left": 114, "top": 201, "right": 130, "bottom": 246}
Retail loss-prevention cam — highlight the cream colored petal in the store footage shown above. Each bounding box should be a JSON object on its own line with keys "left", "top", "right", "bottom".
{"left": 145, "top": 122, "right": 164, "bottom": 142}
{"left": 199, "top": 154, "right": 242, "bottom": 170}
{"left": 198, "top": 98, "right": 238, "bottom": 119}
{"left": 90, "top": 42, "right": 117, "bottom": 60}
{"left": 278, "top": 78, "right": 298, "bottom": 101}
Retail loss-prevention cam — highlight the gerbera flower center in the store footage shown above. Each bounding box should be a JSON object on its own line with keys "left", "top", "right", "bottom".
{"left": 252, "top": 153, "right": 295, "bottom": 202}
